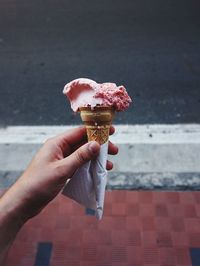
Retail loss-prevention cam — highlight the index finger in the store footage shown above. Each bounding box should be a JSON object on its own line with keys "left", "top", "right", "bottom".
{"left": 54, "top": 126, "right": 87, "bottom": 149}
{"left": 55, "top": 125, "right": 115, "bottom": 151}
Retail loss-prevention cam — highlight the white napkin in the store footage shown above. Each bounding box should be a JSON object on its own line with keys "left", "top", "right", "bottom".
{"left": 62, "top": 142, "right": 108, "bottom": 220}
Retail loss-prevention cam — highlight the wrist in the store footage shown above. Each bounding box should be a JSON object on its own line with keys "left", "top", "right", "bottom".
{"left": 0, "top": 181, "right": 30, "bottom": 226}
{"left": 0, "top": 188, "right": 28, "bottom": 260}
{"left": 0, "top": 192, "right": 27, "bottom": 228}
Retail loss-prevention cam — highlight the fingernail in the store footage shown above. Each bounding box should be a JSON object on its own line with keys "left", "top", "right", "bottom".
{"left": 88, "top": 141, "right": 100, "bottom": 155}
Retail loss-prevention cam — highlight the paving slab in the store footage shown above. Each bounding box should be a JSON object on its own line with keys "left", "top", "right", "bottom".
{"left": 1, "top": 124, "right": 200, "bottom": 190}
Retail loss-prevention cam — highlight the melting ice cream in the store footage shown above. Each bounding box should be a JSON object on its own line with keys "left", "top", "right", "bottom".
{"left": 63, "top": 78, "right": 132, "bottom": 112}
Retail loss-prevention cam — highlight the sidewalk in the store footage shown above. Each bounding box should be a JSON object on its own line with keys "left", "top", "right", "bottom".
{"left": 1, "top": 124, "right": 200, "bottom": 266}
{"left": 5, "top": 190, "right": 200, "bottom": 266}
{"left": 1, "top": 124, "right": 200, "bottom": 190}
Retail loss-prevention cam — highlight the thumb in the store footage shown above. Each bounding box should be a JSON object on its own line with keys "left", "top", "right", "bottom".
{"left": 58, "top": 141, "right": 100, "bottom": 178}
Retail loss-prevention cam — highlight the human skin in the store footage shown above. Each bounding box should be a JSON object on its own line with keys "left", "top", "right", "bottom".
{"left": 0, "top": 126, "right": 118, "bottom": 265}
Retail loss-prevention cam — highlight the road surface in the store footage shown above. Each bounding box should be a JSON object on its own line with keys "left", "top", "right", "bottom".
{"left": 0, "top": 0, "right": 200, "bottom": 125}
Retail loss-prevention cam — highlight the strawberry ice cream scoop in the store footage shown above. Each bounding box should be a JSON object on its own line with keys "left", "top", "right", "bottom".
{"left": 63, "top": 78, "right": 132, "bottom": 112}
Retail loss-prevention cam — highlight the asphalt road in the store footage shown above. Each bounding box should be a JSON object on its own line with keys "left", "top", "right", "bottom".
{"left": 0, "top": 0, "right": 200, "bottom": 125}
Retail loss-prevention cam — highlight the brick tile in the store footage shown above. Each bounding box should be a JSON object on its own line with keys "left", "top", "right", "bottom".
{"left": 8, "top": 241, "right": 36, "bottom": 260}
{"left": 7, "top": 242, "right": 22, "bottom": 257}
{"left": 16, "top": 226, "right": 41, "bottom": 242}
{"left": 6, "top": 257, "right": 22, "bottom": 266}
{"left": 80, "top": 262, "right": 97, "bottom": 266}
{"left": 67, "top": 229, "right": 83, "bottom": 246}
{"left": 105, "top": 191, "right": 113, "bottom": 203}
{"left": 39, "top": 227, "right": 55, "bottom": 241}
{"left": 138, "top": 191, "right": 153, "bottom": 203}
{"left": 126, "top": 217, "right": 142, "bottom": 231}
{"left": 172, "top": 232, "right": 188, "bottom": 246}
{"left": 112, "top": 203, "right": 126, "bottom": 216}
{"left": 126, "top": 191, "right": 139, "bottom": 203}
{"left": 143, "top": 265, "right": 160, "bottom": 266}
{"left": 58, "top": 201, "right": 73, "bottom": 215}
{"left": 159, "top": 247, "right": 175, "bottom": 265}
{"left": 183, "top": 204, "right": 197, "bottom": 218}
{"left": 195, "top": 204, "right": 200, "bottom": 218}
{"left": 165, "top": 192, "right": 180, "bottom": 204}
{"left": 141, "top": 232, "right": 157, "bottom": 246}
{"left": 179, "top": 192, "right": 195, "bottom": 204}
{"left": 97, "top": 263, "right": 113, "bottom": 266}
{"left": 143, "top": 247, "right": 160, "bottom": 264}
{"left": 82, "top": 229, "right": 98, "bottom": 244}
{"left": 156, "top": 232, "right": 173, "bottom": 247}
{"left": 111, "top": 263, "right": 129, "bottom": 266}
{"left": 96, "top": 245, "right": 112, "bottom": 262}
{"left": 111, "top": 230, "right": 128, "bottom": 246}
{"left": 98, "top": 216, "right": 113, "bottom": 230}
{"left": 51, "top": 259, "right": 68, "bottom": 266}
{"left": 96, "top": 230, "right": 112, "bottom": 245}
{"left": 104, "top": 202, "right": 112, "bottom": 216}
{"left": 127, "top": 246, "right": 143, "bottom": 264}
{"left": 127, "top": 264, "right": 143, "bottom": 266}
{"left": 5, "top": 189, "right": 198, "bottom": 266}
{"left": 127, "top": 231, "right": 141, "bottom": 246}
{"left": 84, "top": 216, "right": 98, "bottom": 230}
{"left": 112, "top": 216, "right": 126, "bottom": 230}
{"left": 51, "top": 228, "right": 69, "bottom": 242}
{"left": 141, "top": 216, "right": 155, "bottom": 231}
{"left": 152, "top": 191, "right": 166, "bottom": 203}
{"left": 175, "top": 247, "right": 191, "bottom": 265}
{"left": 66, "top": 259, "right": 81, "bottom": 266}
{"left": 193, "top": 191, "right": 200, "bottom": 204}
{"left": 81, "top": 245, "right": 97, "bottom": 261}
{"left": 126, "top": 203, "right": 139, "bottom": 216}
{"left": 39, "top": 212, "right": 58, "bottom": 229}
{"left": 112, "top": 190, "right": 127, "bottom": 203}
{"left": 168, "top": 204, "right": 184, "bottom": 217}
{"left": 55, "top": 215, "right": 71, "bottom": 229}
{"left": 71, "top": 201, "right": 85, "bottom": 216}
{"left": 188, "top": 232, "right": 200, "bottom": 247}
{"left": 184, "top": 218, "right": 200, "bottom": 232}
{"left": 29, "top": 215, "right": 45, "bottom": 228}
{"left": 175, "top": 265, "right": 191, "bottom": 266}
{"left": 155, "top": 217, "right": 171, "bottom": 232}
{"left": 140, "top": 204, "right": 155, "bottom": 217}
{"left": 52, "top": 241, "right": 68, "bottom": 260}
{"left": 65, "top": 247, "right": 81, "bottom": 261}
{"left": 51, "top": 257, "right": 66, "bottom": 265}
{"left": 111, "top": 246, "right": 127, "bottom": 263}
{"left": 42, "top": 199, "right": 59, "bottom": 215}
{"left": 70, "top": 216, "right": 87, "bottom": 229}
{"left": 18, "top": 257, "right": 35, "bottom": 266}
{"left": 155, "top": 204, "right": 168, "bottom": 217}
{"left": 58, "top": 194, "right": 67, "bottom": 204}
{"left": 170, "top": 217, "right": 185, "bottom": 232}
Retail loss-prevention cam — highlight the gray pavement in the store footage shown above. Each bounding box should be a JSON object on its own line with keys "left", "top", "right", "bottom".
{"left": 0, "top": 0, "right": 200, "bottom": 126}
{"left": 1, "top": 125, "right": 200, "bottom": 190}
{"left": 2, "top": 171, "right": 200, "bottom": 191}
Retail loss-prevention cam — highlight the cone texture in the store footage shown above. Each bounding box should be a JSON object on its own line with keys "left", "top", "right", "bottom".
{"left": 79, "top": 106, "right": 115, "bottom": 145}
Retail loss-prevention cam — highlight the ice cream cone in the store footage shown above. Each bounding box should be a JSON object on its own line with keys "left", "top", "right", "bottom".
{"left": 79, "top": 106, "right": 115, "bottom": 145}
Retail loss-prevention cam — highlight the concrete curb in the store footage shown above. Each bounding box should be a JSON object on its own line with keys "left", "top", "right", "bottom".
{"left": 0, "top": 125, "right": 200, "bottom": 189}
{"left": 1, "top": 171, "right": 200, "bottom": 191}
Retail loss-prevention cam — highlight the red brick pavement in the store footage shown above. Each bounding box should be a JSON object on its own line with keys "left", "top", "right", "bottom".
{"left": 5, "top": 190, "right": 200, "bottom": 266}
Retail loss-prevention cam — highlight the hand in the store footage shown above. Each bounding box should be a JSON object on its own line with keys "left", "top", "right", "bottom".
{"left": 0, "top": 126, "right": 118, "bottom": 263}
{"left": 3, "top": 126, "right": 118, "bottom": 221}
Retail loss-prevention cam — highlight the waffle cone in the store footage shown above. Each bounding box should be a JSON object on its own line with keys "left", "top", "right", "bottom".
{"left": 79, "top": 106, "right": 115, "bottom": 145}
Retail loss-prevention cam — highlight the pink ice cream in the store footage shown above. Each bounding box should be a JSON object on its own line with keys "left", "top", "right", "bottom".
{"left": 63, "top": 78, "right": 132, "bottom": 112}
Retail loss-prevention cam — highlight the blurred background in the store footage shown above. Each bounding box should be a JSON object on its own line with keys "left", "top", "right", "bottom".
{"left": 1, "top": 1, "right": 200, "bottom": 265}
{"left": 0, "top": 0, "right": 200, "bottom": 126}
